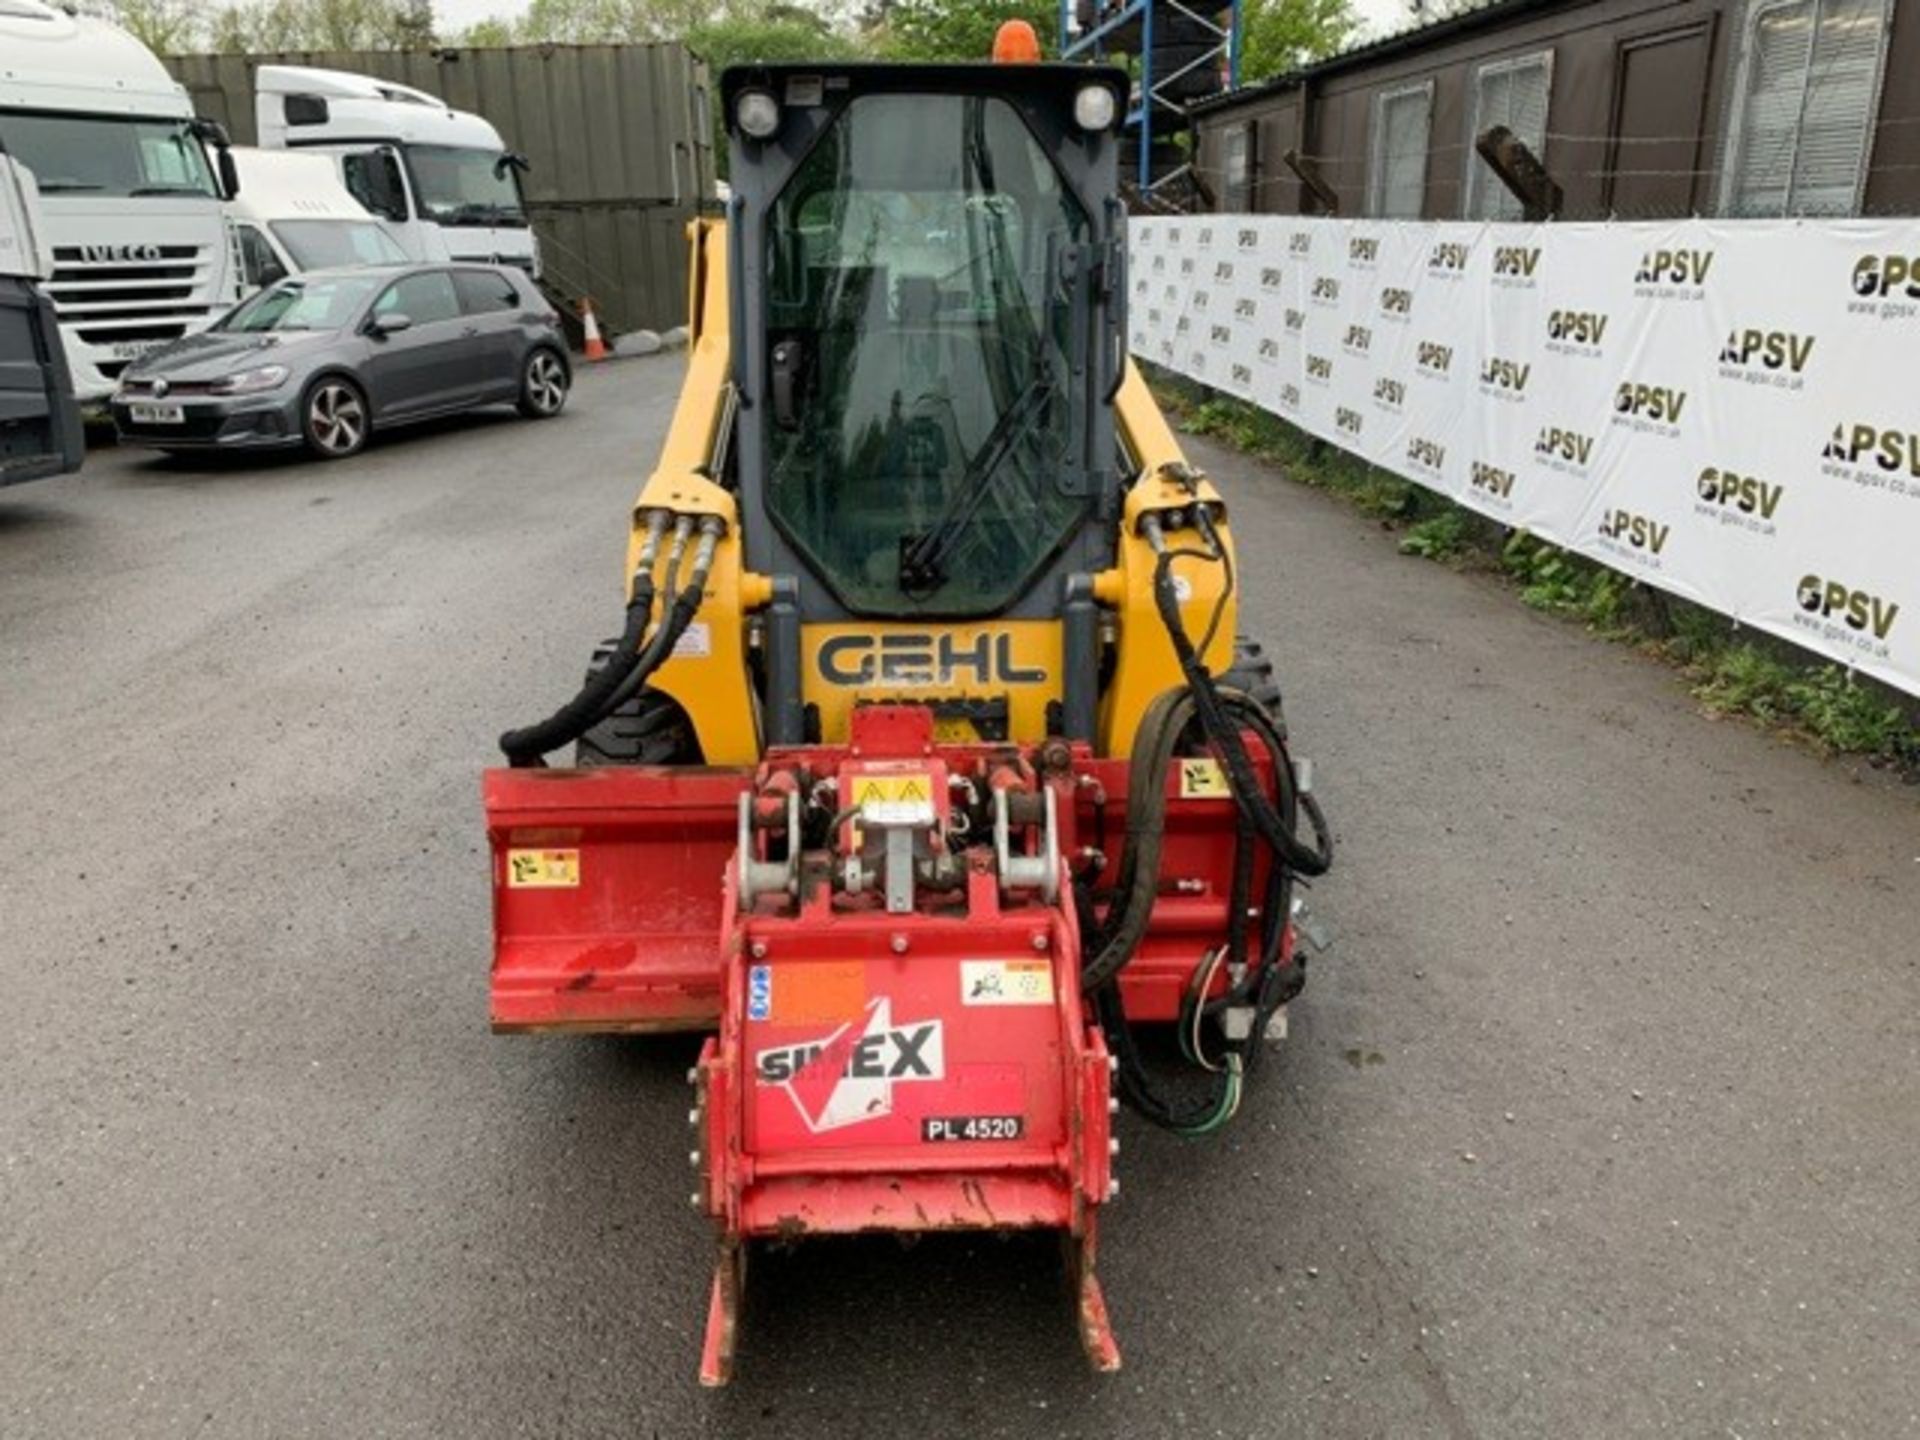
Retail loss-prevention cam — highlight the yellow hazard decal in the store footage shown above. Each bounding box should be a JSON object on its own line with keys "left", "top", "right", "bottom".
{"left": 853, "top": 773, "right": 933, "bottom": 808}
{"left": 507, "top": 848, "right": 580, "bottom": 888}
{"left": 1177, "top": 759, "right": 1230, "bottom": 800}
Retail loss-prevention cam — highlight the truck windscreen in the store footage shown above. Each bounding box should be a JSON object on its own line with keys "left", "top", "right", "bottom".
{"left": 406, "top": 146, "right": 527, "bottom": 227}
{"left": 270, "top": 220, "right": 409, "bottom": 269}
{"left": 0, "top": 113, "right": 217, "bottom": 198}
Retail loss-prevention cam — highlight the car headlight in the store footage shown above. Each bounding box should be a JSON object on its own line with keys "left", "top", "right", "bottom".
{"left": 211, "top": 364, "right": 289, "bottom": 395}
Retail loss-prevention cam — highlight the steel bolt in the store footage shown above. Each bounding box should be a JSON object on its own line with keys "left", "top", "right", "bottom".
{"left": 1031, "top": 932, "right": 1049, "bottom": 952}
{"left": 690, "top": 1192, "right": 701, "bottom": 1208}
{"left": 687, "top": 1108, "right": 700, "bottom": 1127}
{"left": 1107, "top": 1054, "right": 1118, "bottom": 1073}
{"left": 1108, "top": 1097, "right": 1119, "bottom": 1115}
{"left": 686, "top": 1067, "right": 699, "bottom": 1085}
{"left": 689, "top": 1150, "right": 702, "bottom": 1168}
{"left": 750, "top": 940, "right": 768, "bottom": 960}
{"left": 1108, "top": 1137, "right": 1120, "bottom": 1156}
{"left": 1107, "top": 1178, "right": 1120, "bottom": 1200}
{"left": 890, "top": 933, "right": 909, "bottom": 954}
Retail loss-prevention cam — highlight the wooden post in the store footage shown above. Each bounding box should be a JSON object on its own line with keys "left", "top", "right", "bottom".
{"left": 1474, "top": 125, "right": 1563, "bottom": 222}
{"left": 1282, "top": 149, "right": 1339, "bottom": 215}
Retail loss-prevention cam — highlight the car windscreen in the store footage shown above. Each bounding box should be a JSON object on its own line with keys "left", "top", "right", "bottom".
{"left": 270, "top": 220, "right": 410, "bottom": 270}
{"left": 0, "top": 112, "right": 217, "bottom": 198}
{"left": 405, "top": 145, "right": 527, "bottom": 227}
{"left": 217, "top": 274, "right": 385, "bottom": 333}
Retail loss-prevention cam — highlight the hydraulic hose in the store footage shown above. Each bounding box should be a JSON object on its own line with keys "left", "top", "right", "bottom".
{"left": 1083, "top": 504, "right": 1336, "bottom": 1135}
{"left": 497, "top": 512, "right": 720, "bottom": 767}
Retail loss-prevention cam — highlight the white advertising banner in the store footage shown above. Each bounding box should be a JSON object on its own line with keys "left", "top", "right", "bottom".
{"left": 1129, "top": 215, "right": 1920, "bottom": 698}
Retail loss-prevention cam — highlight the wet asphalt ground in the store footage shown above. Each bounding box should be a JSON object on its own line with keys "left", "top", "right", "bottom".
{"left": 3, "top": 356, "right": 1917, "bottom": 1437}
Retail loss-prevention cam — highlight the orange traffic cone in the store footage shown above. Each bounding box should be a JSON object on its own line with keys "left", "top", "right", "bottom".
{"left": 580, "top": 299, "right": 609, "bottom": 362}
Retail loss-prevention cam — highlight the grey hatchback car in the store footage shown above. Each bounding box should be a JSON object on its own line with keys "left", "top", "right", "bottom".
{"left": 112, "top": 263, "right": 571, "bottom": 460}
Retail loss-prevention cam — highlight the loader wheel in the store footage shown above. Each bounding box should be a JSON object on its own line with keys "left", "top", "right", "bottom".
{"left": 573, "top": 640, "right": 701, "bottom": 766}
{"left": 1218, "top": 634, "right": 1285, "bottom": 722}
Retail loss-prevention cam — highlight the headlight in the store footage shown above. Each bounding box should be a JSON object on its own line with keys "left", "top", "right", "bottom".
{"left": 735, "top": 88, "right": 780, "bottom": 140}
{"left": 1074, "top": 84, "right": 1118, "bottom": 132}
{"left": 211, "top": 364, "right": 289, "bottom": 395}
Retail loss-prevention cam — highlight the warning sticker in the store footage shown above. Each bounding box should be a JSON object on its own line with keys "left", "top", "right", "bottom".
{"left": 853, "top": 773, "right": 933, "bottom": 807}
{"left": 507, "top": 848, "right": 580, "bottom": 888}
{"left": 671, "top": 621, "right": 711, "bottom": 660}
{"left": 1177, "top": 758, "right": 1230, "bottom": 800}
{"left": 960, "top": 959, "right": 1054, "bottom": 1006}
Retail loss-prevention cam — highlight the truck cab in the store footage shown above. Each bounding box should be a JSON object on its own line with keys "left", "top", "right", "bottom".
{"left": 254, "top": 66, "right": 538, "bottom": 279}
{"left": 0, "top": 147, "right": 83, "bottom": 485}
{"left": 0, "top": 0, "right": 241, "bottom": 403}
{"left": 226, "top": 148, "right": 409, "bottom": 294}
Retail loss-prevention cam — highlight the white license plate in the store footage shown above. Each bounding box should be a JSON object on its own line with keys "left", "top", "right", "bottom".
{"left": 128, "top": 401, "right": 185, "bottom": 425}
{"left": 111, "top": 340, "right": 162, "bottom": 361}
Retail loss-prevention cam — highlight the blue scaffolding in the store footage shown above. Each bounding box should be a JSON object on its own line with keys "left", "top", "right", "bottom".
{"left": 1059, "top": 0, "right": 1243, "bottom": 197}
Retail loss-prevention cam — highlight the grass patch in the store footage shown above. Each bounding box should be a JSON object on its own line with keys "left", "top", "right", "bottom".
{"left": 1150, "top": 368, "right": 1920, "bottom": 775}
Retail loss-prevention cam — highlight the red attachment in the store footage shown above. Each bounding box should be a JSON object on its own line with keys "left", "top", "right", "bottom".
{"left": 483, "top": 704, "right": 1283, "bottom": 1382}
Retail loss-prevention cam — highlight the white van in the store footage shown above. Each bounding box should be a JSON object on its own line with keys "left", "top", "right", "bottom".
{"left": 227, "top": 148, "right": 408, "bottom": 293}
{"left": 254, "top": 66, "right": 538, "bottom": 278}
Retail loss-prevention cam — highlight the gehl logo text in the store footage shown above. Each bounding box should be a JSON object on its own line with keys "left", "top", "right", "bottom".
{"left": 1547, "top": 309, "right": 1609, "bottom": 346}
{"left": 1615, "top": 381, "right": 1688, "bottom": 424}
{"left": 1416, "top": 341, "right": 1453, "bottom": 375}
{"left": 1380, "top": 286, "right": 1412, "bottom": 315}
{"left": 1598, "top": 510, "right": 1669, "bottom": 555}
{"left": 1719, "top": 328, "right": 1814, "bottom": 374}
{"left": 1481, "top": 356, "right": 1530, "bottom": 393}
{"left": 1428, "top": 240, "right": 1469, "bottom": 272}
{"left": 1536, "top": 427, "right": 1594, "bottom": 466}
{"left": 1471, "top": 461, "right": 1515, "bottom": 498}
{"left": 818, "top": 633, "right": 1046, "bottom": 686}
{"left": 1635, "top": 248, "right": 1715, "bottom": 286}
{"left": 1799, "top": 576, "right": 1900, "bottom": 640}
{"left": 1852, "top": 253, "right": 1920, "bottom": 299}
{"left": 1697, "top": 465, "right": 1783, "bottom": 520}
{"left": 1492, "top": 245, "right": 1540, "bottom": 278}
{"left": 1823, "top": 422, "right": 1920, "bottom": 476}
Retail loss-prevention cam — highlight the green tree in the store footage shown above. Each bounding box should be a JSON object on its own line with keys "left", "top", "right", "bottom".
{"left": 105, "top": 0, "right": 206, "bottom": 51}
{"left": 872, "top": 0, "right": 1053, "bottom": 61}
{"left": 1237, "top": 0, "right": 1354, "bottom": 80}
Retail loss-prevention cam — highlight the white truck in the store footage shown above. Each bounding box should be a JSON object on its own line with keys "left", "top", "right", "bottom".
{"left": 227, "top": 148, "right": 408, "bottom": 293}
{"left": 0, "top": 146, "right": 83, "bottom": 484}
{"left": 0, "top": 0, "right": 241, "bottom": 404}
{"left": 254, "top": 66, "right": 539, "bottom": 278}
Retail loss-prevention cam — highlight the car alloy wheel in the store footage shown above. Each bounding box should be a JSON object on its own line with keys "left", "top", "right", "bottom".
{"left": 307, "top": 381, "right": 366, "bottom": 457}
{"left": 526, "top": 351, "right": 567, "bottom": 415}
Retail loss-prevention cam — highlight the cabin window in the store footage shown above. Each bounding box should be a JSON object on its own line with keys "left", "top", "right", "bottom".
{"left": 1720, "top": 0, "right": 1891, "bottom": 215}
{"left": 1464, "top": 50, "right": 1552, "bottom": 220}
{"left": 1369, "top": 81, "right": 1433, "bottom": 218}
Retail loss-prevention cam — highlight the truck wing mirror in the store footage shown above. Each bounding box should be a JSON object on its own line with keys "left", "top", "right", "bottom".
{"left": 218, "top": 148, "right": 240, "bottom": 199}
{"left": 770, "top": 339, "right": 805, "bottom": 431}
{"left": 495, "top": 151, "right": 531, "bottom": 178}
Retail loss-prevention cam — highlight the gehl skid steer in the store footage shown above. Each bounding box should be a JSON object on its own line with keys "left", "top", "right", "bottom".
{"left": 485, "top": 51, "right": 1334, "bottom": 1385}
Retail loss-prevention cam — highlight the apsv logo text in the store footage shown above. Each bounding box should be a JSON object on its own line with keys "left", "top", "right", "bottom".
{"left": 1719, "top": 328, "right": 1814, "bottom": 373}
{"left": 1798, "top": 576, "right": 1899, "bottom": 639}
{"left": 1598, "top": 510, "right": 1669, "bottom": 555}
{"left": 1615, "top": 382, "right": 1688, "bottom": 424}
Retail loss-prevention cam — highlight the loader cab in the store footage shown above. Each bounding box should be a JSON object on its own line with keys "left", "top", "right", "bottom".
{"left": 722, "top": 64, "right": 1129, "bottom": 639}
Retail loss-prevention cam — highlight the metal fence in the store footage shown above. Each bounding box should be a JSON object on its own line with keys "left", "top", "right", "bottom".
{"left": 168, "top": 44, "right": 715, "bottom": 333}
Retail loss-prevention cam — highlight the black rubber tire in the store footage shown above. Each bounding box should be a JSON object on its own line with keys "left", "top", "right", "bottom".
{"left": 573, "top": 639, "right": 701, "bottom": 766}
{"left": 517, "top": 346, "right": 570, "bottom": 419}
{"left": 1218, "top": 634, "right": 1285, "bottom": 722}
{"left": 301, "top": 375, "right": 369, "bottom": 460}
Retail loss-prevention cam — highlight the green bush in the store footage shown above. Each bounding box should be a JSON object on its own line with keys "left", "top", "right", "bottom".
{"left": 1398, "top": 508, "right": 1469, "bottom": 560}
